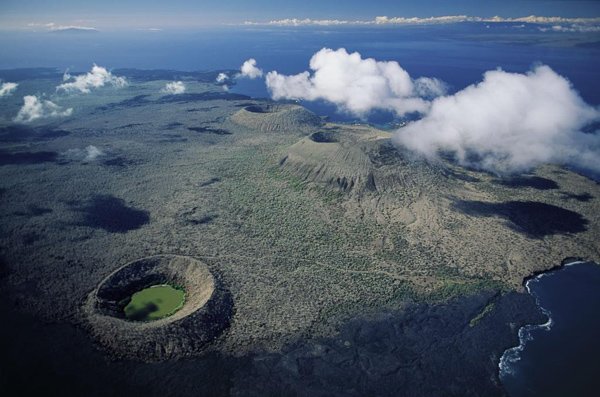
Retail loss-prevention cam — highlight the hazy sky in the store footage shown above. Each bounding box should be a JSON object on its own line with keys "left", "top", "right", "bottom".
{"left": 2, "top": 0, "right": 600, "bottom": 29}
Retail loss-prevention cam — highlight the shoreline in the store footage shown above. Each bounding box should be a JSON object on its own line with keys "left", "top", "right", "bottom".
{"left": 498, "top": 257, "right": 591, "bottom": 382}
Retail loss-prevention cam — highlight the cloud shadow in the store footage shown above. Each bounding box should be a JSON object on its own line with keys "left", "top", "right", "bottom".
{"left": 0, "top": 150, "right": 58, "bottom": 165}
{"left": 72, "top": 195, "right": 150, "bottom": 233}
{"left": 0, "top": 125, "right": 70, "bottom": 143}
{"left": 494, "top": 176, "right": 558, "bottom": 190}
{"left": 453, "top": 200, "right": 588, "bottom": 238}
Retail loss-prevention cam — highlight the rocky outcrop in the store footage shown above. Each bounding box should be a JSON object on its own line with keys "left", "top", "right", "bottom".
{"left": 230, "top": 104, "right": 323, "bottom": 132}
{"left": 279, "top": 124, "right": 444, "bottom": 194}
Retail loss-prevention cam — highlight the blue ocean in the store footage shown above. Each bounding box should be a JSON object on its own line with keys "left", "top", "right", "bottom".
{"left": 500, "top": 262, "right": 600, "bottom": 397}
{"left": 1, "top": 24, "right": 599, "bottom": 107}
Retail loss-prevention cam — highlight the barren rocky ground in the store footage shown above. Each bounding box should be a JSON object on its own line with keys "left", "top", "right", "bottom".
{"left": 0, "top": 69, "right": 598, "bottom": 396}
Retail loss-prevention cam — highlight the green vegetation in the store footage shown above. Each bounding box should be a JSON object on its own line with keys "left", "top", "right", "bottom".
{"left": 425, "top": 278, "right": 505, "bottom": 303}
{"left": 469, "top": 302, "right": 496, "bottom": 327}
{"left": 124, "top": 285, "right": 185, "bottom": 321}
{"left": 216, "top": 145, "right": 508, "bottom": 322}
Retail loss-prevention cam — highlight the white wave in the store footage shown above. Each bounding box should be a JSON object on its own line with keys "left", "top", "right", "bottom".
{"left": 564, "top": 260, "right": 586, "bottom": 267}
{"left": 499, "top": 264, "right": 592, "bottom": 376}
{"left": 498, "top": 275, "right": 554, "bottom": 377}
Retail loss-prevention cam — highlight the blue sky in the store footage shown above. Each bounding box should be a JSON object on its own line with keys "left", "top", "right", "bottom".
{"left": 2, "top": 0, "right": 600, "bottom": 29}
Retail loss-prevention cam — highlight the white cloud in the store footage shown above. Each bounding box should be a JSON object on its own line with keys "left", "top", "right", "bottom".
{"left": 374, "top": 15, "right": 474, "bottom": 25}
{"left": 265, "top": 48, "right": 446, "bottom": 117}
{"left": 14, "top": 95, "right": 73, "bottom": 123}
{"left": 539, "top": 24, "right": 600, "bottom": 33}
{"left": 244, "top": 16, "right": 463, "bottom": 26}
{"left": 216, "top": 73, "right": 229, "bottom": 83}
{"left": 57, "top": 65, "right": 127, "bottom": 94}
{"left": 242, "top": 15, "right": 600, "bottom": 27}
{"left": 28, "top": 22, "right": 98, "bottom": 32}
{"left": 510, "top": 15, "right": 600, "bottom": 24}
{"left": 239, "top": 59, "right": 263, "bottom": 79}
{"left": 84, "top": 145, "right": 104, "bottom": 160}
{"left": 49, "top": 25, "right": 98, "bottom": 32}
{"left": 244, "top": 18, "right": 364, "bottom": 26}
{"left": 376, "top": 15, "right": 600, "bottom": 25}
{"left": 393, "top": 65, "right": 600, "bottom": 174}
{"left": 0, "top": 82, "right": 18, "bottom": 97}
{"left": 161, "top": 81, "right": 186, "bottom": 95}
{"left": 64, "top": 145, "right": 104, "bottom": 162}
{"left": 414, "top": 77, "right": 448, "bottom": 98}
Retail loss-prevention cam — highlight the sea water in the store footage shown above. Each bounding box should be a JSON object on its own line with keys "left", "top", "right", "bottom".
{"left": 499, "top": 262, "right": 600, "bottom": 397}
{"left": 1, "top": 23, "right": 599, "bottom": 108}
